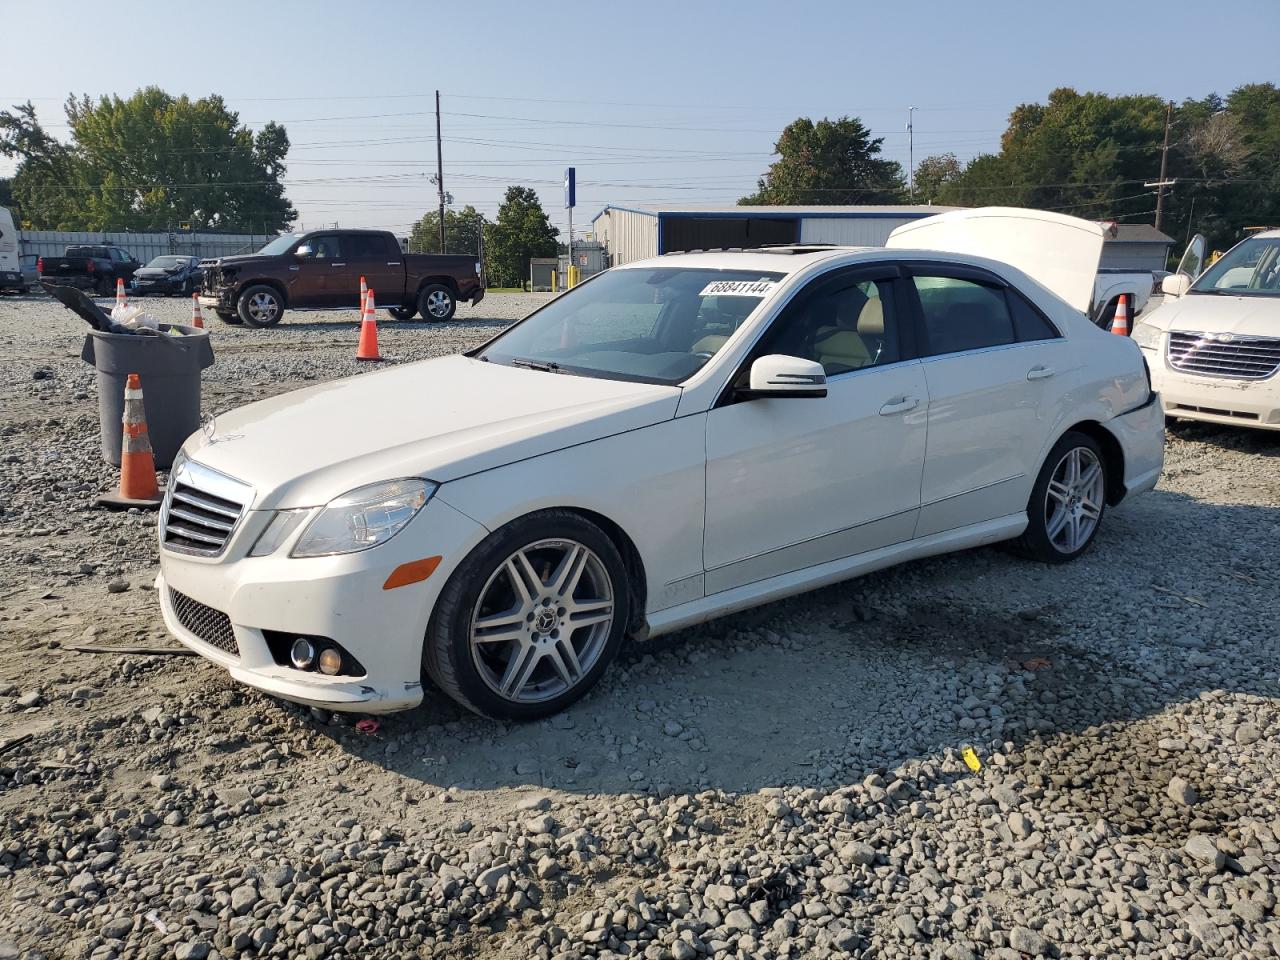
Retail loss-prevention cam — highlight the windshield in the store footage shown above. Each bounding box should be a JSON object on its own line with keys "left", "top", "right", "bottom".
{"left": 479, "top": 267, "right": 786, "bottom": 384}
{"left": 1191, "top": 237, "right": 1280, "bottom": 296}
{"left": 257, "top": 234, "right": 303, "bottom": 256}
{"left": 146, "top": 256, "right": 188, "bottom": 268}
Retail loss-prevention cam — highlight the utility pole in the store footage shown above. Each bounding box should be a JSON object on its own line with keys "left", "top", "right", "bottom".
{"left": 907, "top": 106, "right": 916, "bottom": 204}
{"left": 1154, "top": 101, "right": 1173, "bottom": 231}
{"left": 435, "top": 90, "right": 446, "bottom": 252}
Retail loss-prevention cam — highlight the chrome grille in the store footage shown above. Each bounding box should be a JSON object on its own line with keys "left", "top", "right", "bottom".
{"left": 160, "top": 460, "right": 252, "bottom": 557}
{"left": 1167, "top": 331, "right": 1280, "bottom": 380}
{"left": 170, "top": 589, "right": 238, "bottom": 656}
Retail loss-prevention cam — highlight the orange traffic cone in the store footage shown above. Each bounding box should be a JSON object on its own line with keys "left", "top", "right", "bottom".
{"left": 356, "top": 289, "right": 383, "bottom": 362}
{"left": 115, "top": 277, "right": 127, "bottom": 311}
{"left": 1110, "top": 294, "right": 1130, "bottom": 336}
{"left": 97, "top": 374, "right": 163, "bottom": 509}
{"left": 359, "top": 275, "right": 368, "bottom": 315}
{"left": 190, "top": 293, "right": 205, "bottom": 329}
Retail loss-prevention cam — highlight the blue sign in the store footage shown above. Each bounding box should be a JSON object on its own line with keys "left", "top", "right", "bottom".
{"left": 564, "top": 167, "right": 576, "bottom": 209}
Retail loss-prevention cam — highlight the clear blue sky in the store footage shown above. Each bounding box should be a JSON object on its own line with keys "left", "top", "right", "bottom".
{"left": 4, "top": 0, "right": 1278, "bottom": 240}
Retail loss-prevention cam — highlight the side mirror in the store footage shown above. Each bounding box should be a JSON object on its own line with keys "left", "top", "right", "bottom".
{"left": 295, "top": 244, "right": 313, "bottom": 258}
{"left": 739, "top": 354, "right": 828, "bottom": 400}
{"left": 1161, "top": 274, "right": 1192, "bottom": 298}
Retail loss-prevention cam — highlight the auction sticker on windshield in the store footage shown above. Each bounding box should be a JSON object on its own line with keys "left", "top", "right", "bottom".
{"left": 699, "top": 279, "right": 779, "bottom": 297}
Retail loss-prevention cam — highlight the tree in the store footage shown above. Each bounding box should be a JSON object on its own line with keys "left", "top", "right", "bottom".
{"left": 933, "top": 83, "right": 1280, "bottom": 252}
{"left": 0, "top": 88, "right": 296, "bottom": 231}
{"left": 486, "top": 186, "right": 559, "bottom": 288}
{"left": 409, "top": 204, "right": 486, "bottom": 256}
{"left": 741, "top": 117, "right": 904, "bottom": 205}
{"left": 912, "top": 154, "right": 962, "bottom": 205}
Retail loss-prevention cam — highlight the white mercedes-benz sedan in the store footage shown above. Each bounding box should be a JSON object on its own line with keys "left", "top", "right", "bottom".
{"left": 156, "top": 208, "right": 1164, "bottom": 720}
{"left": 1133, "top": 229, "right": 1280, "bottom": 430}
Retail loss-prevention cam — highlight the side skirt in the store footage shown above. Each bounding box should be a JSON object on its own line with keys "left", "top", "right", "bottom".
{"left": 643, "top": 513, "right": 1027, "bottom": 639}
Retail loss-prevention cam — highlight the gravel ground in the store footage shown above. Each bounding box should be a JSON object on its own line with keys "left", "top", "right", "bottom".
{"left": 1, "top": 290, "right": 1278, "bottom": 960}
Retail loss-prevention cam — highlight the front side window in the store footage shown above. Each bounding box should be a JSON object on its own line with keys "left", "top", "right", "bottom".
{"left": 1192, "top": 238, "right": 1280, "bottom": 296}
{"left": 306, "top": 236, "right": 343, "bottom": 260}
{"left": 479, "top": 267, "right": 784, "bottom": 385}
{"left": 753, "top": 277, "right": 900, "bottom": 376}
{"left": 914, "top": 276, "right": 1015, "bottom": 355}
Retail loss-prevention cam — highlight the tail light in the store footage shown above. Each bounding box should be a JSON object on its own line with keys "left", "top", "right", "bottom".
{"left": 36, "top": 257, "right": 43, "bottom": 274}
{"left": 86, "top": 259, "right": 96, "bottom": 274}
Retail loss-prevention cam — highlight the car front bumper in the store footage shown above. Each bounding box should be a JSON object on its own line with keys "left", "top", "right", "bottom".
{"left": 156, "top": 495, "right": 489, "bottom": 713}
{"left": 133, "top": 277, "right": 183, "bottom": 294}
{"left": 1143, "top": 347, "right": 1280, "bottom": 430}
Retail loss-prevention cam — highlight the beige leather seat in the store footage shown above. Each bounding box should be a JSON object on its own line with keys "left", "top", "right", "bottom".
{"left": 815, "top": 296, "right": 883, "bottom": 372}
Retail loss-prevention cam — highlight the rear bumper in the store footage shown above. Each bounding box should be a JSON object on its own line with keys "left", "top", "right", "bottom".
{"left": 1105, "top": 392, "right": 1165, "bottom": 501}
{"left": 44, "top": 275, "right": 96, "bottom": 290}
{"left": 0, "top": 271, "right": 24, "bottom": 290}
{"left": 1144, "top": 349, "right": 1280, "bottom": 430}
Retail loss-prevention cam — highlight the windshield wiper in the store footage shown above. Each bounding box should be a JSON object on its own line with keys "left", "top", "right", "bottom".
{"left": 510, "top": 357, "right": 560, "bottom": 372}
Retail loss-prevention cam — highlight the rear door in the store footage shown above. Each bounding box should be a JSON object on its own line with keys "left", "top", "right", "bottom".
{"left": 293, "top": 234, "right": 352, "bottom": 307}
{"left": 905, "top": 263, "right": 1077, "bottom": 538}
{"left": 346, "top": 233, "right": 404, "bottom": 310}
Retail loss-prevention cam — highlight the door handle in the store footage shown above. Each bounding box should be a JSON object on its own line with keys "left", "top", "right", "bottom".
{"left": 1027, "top": 365, "right": 1056, "bottom": 381}
{"left": 879, "top": 395, "right": 921, "bottom": 416}
{"left": 385, "top": 261, "right": 401, "bottom": 266}
{"left": 330, "top": 262, "right": 346, "bottom": 267}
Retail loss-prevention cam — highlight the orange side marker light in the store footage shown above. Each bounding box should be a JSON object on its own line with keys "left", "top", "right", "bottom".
{"left": 383, "top": 556, "right": 443, "bottom": 590}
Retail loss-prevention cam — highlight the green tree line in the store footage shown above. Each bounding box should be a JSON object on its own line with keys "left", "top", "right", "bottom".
{"left": 408, "top": 187, "right": 559, "bottom": 289}
{"left": 0, "top": 87, "right": 295, "bottom": 232}
{"left": 745, "top": 84, "right": 1280, "bottom": 254}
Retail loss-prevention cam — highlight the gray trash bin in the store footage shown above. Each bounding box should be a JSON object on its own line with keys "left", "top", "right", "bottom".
{"left": 81, "top": 325, "right": 214, "bottom": 469}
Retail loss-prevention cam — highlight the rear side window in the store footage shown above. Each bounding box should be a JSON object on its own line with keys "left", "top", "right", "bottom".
{"left": 1007, "top": 290, "right": 1061, "bottom": 341}
{"left": 913, "top": 276, "right": 1014, "bottom": 355}
{"left": 347, "top": 234, "right": 391, "bottom": 257}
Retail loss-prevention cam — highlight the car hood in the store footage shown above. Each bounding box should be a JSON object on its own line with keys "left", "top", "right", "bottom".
{"left": 202, "top": 254, "right": 273, "bottom": 270}
{"left": 1138, "top": 293, "right": 1280, "bottom": 337}
{"left": 184, "top": 354, "right": 681, "bottom": 509}
{"left": 135, "top": 268, "right": 181, "bottom": 278}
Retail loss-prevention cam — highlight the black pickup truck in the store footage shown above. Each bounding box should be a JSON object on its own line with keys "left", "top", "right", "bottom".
{"left": 37, "top": 245, "right": 142, "bottom": 295}
{"left": 198, "top": 229, "right": 484, "bottom": 327}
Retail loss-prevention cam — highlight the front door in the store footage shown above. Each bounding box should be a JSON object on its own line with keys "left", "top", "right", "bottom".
{"left": 703, "top": 270, "right": 928, "bottom": 594}
{"left": 292, "top": 234, "right": 353, "bottom": 307}
{"left": 904, "top": 266, "right": 1078, "bottom": 537}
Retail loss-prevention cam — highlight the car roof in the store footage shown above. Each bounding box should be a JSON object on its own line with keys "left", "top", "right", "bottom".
{"left": 618, "top": 246, "right": 873, "bottom": 276}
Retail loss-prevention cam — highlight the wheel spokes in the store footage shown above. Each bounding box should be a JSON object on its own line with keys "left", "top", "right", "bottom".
{"left": 498, "top": 644, "right": 540, "bottom": 698}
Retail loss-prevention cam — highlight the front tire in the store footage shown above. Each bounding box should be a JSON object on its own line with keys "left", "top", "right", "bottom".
{"left": 418, "top": 283, "right": 457, "bottom": 321}
{"left": 237, "top": 284, "right": 284, "bottom": 327}
{"left": 423, "top": 510, "right": 630, "bottom": 720}
{"left": 1008, "top": 431, "right": 1107, "bottom": 563}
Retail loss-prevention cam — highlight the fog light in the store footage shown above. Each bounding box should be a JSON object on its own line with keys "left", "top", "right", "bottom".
{"left": 317, "top": 647, "right": 343, "bottom": 676}
{"left": 289, "top": 638, "right": 315, "bottom": 669}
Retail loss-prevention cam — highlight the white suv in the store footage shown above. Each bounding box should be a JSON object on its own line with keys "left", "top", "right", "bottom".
{"left": 1134, "top": 230, "right": 1280, "bottom": 430}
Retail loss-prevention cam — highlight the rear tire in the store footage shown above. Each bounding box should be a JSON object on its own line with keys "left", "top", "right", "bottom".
{"left": 423, "top": 510, "right": 630, "bottom": 721}
{"left": 1007, "top": 431, "right": 1107, "bottom": 564}
{"left": 215, "top": 310, "right": 242, "bottom": 326}
{"left": 387, "top": 305, "right": 417, "bottom": 321}
{"left": 237, "top": 284, "right": 285, "bottom": 327}
{"left": 417, "top": 283, "right": 457, "bottom": 321}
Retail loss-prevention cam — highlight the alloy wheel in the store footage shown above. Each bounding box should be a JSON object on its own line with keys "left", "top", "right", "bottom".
{"left": 426, "top": 289, "right": 453, "bottom": 318}
{"left": 1044, "top": 446, "right": 1104, "bottom": 554}
{"left": 469, "top": 539, "right": 614, "bottom": 704}
{"left": 248, "top": 292, "right": 279, "bottom": 324}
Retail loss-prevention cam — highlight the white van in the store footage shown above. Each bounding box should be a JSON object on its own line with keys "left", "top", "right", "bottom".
{"left": 0, "top": 206, "right": 29, "bottom": 292}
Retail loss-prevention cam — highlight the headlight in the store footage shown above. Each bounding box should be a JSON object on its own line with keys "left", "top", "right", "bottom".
{"left": 1130, "top": 322, "right": 1162, "bottom": 350}
{"left": 249, "top": 509, "right": 309, "bottom": 557}
{"left": 291, "top": 479, "right": 435, "bottom": 558}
